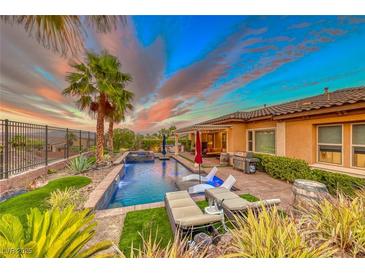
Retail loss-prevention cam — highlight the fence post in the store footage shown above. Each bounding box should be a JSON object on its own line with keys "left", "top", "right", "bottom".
{"left": 87, "top": 131, "right": 90, "bottom": 150}
{"left": 79, "top": 130, "right": 82, "bottom": 154}
{"left": 66, "top": 128, "right": 69, "bottom": 158}
{"left": 45, "top": 125, "right": 48, "bottom": 166}
{"left": 4, "top": 119, "right": 9, "bottom": 179}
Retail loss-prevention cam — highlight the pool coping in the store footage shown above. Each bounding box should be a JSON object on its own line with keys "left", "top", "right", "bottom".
{"left": 84, "top": 152, "right": 129, "bottom": 209}
{"left": 90, "top": 152, "right": 207, "bottom": 216}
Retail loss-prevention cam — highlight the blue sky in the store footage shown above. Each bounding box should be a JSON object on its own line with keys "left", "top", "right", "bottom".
{"left": 1, "top": 16, "right": 365, "bottom": 132}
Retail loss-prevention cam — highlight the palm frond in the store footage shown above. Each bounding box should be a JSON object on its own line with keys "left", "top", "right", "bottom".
{"left": 1, "top": 15, "right": 126, "bottom": 56}
{"left": 84, "top": 16, "right": 126, "bottom": 33}
{"left": 1, "top": 16, "right": 84, "bottom": 56}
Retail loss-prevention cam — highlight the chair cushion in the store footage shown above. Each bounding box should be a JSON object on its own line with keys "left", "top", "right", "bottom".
{"left": 223, "top": 197, "right": 251, "bottom": 211}
{"left": 171, "top": 205, "right": 203, "bottom": 220}
{"left": 168, "top": 198, "right": 196, "bottom": 208}
{"left": 205, "top": 187, "right": 230, "bottom": 196}
{"left": 211, "top": 191, "right": 239, "bottom": 202}
{"left": 166, "top": 191, "right": 190, "bottom": 200}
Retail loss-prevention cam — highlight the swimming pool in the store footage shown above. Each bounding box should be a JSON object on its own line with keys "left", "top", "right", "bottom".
{"left": 105, "top": 158, "right": 223, "bottom": 208}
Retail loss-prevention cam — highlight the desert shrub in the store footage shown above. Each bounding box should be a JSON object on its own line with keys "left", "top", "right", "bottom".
{"left": 104, "top": 153, "right": 111, "bottom": 162}
{"left": 227, "top": 206, "right": 336, "bottom": 258}
{"left": 67, "top": 155, "right": 94, "bottom": 174}
{"left": 255, "top": 154, "right": 365, "bottom": 195}
{"left": 300, "top": 193, "right": 365, "bottom": 257}
{"left": 46, "top": 187, "right": 86, "bottom": 210}
{"left": 88, "top": 155, "right": 96, "bottom": 165}
{"left": 0, "top": 207, "right": 112, "bottom": 258}
{"left": 47, "top": 168, "right": 57, "bottom": 175}
{"left": 89, "top": 145, "right": 96, "bottom": 153}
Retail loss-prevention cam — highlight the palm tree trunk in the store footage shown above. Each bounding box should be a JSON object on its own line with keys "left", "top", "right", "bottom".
{"left": 108, "top": 120, "right": 114, "bottom": 153}
{"left": 96, "top": 93, "right": 106, "bottom": 163}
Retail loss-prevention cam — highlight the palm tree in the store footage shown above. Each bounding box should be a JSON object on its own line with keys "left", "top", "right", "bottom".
{"left": 63, "top": 51, "right": 130, "bottom": 162}
{"left": 106, "top": 88, "right": 134, "bottom": 153}
{"left": 0, "top": 16, "right": 125, "bottom": 56}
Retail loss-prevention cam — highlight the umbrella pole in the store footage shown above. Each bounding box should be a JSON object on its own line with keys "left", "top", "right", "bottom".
{"left": 199, "top": 164, "right": 201, "bottom": 184}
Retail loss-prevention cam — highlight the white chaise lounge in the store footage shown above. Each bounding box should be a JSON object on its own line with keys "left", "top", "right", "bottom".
{"left": 204, "top": 187, "right": 281, "bottom": 219}
{"left": 188, "top": 174, "right": 236, "bottom": 194}
{"left": 181, "top": 166, "right": 218, "bottom": 183}
{"left": 164, "top": 190, "right": 223, "bottom": 236}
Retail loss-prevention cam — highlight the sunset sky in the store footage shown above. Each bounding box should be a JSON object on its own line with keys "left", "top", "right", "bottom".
{"left": 1, "top": 16, "right": 365, "bottom": 133}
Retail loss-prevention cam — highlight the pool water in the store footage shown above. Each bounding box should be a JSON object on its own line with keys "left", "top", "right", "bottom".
{"left": 107, "top": 158, "right": 223, "bottom": 208}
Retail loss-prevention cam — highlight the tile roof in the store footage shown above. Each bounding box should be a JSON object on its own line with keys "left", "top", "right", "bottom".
{"left": 176, "top": 86, "right": 365, "bottom": 132}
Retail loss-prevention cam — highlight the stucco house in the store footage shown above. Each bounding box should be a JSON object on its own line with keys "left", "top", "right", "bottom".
{"left": 174, "top": 86, "right": 365, "bottom": 177}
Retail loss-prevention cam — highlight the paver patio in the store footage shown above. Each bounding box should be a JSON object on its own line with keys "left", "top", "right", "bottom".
{"left": 175, "top": 153, "right": 294, "bottom": 210}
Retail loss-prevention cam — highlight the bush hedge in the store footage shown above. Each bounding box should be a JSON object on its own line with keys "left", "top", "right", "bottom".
{"left": 255, "top": 154, "right": 365, "bottom": 196}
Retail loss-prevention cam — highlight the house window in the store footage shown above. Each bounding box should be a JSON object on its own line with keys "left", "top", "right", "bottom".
{"left": 247, "top": 129, "right": 276, "bottom": 154}
{"left": 255, "top": 130, "right": 276, "bottom": 154}
{"left": 222, "top": 133, "right": 227, "bottom": 149}
{"left": 248, "top": 131, "right": 253, "bottom": 151}
{"left": 317, "top": 125, "right": 342, "bottom": 165}
{"left": 352, "top": 124, "right": 365, "bottom": 168}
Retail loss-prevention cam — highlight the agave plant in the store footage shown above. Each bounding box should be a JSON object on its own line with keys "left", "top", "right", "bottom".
{"left": 300, "top": 192, "right": 365, "bottom": 257}
{"left": 67, "top": 155, "right": 94, "bottom": 174}
{"left": 227, "top": 206, "right": 336, "bottom": 258}
{"left": 0, "top": 207, "right": 112, "bottom": 258}
{"left": 46, "top": 187, "right": 86, "bottom": 211}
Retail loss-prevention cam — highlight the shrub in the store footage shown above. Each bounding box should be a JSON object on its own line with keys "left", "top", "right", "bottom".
{"left": 300, "top": 193, "right": 365, "bottom": 257}
{"left": 67, "top": 155, "right": 94, "bottom": 174}
{"left": 113, "top": 128, "right": 136, "bottom": 150}
{"left": 227, "top": 207, "right": 336, "bottom": 258}
{"left": 0, "top": 207, "right": 112, "bottom": 258}
{"left": 255, "top": 154, "right": 312, "bottom": 182}
{"left": 47, "top": 168, "right": 57, "bottom": 175}
{"left": 88, "top": 155, "right": 96, "bottom": 165}
{"left": 255, "top": 154, "right": 365, "bottom": 196}
{"left": 46, "top": 187, "right": 86, "bottom": 210}
{"left": 311, "top": 169, "right": 365, "bottom": 196}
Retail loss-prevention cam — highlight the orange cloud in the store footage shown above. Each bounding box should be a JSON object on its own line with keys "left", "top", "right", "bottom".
{"left": 129, "top": 97, "right": 188, "bottom": 132}
{"left": 36, "top": 87, "right": 66, "bottom": 103}
{"left": 0, "top": 102, "right": 90, "bottom": 130}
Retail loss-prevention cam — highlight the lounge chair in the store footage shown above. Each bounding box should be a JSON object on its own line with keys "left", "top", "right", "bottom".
{"left": 165, "top": 190, "right": 223, "bottom": 236}
{"left": 205, "top": 187, "right": 281, "bottom": 219}
{"left": 188, "top": 174, "right": 236, "bottom": 194}
{"left": 182, "top": 166, "right": 218, "bottom": 182}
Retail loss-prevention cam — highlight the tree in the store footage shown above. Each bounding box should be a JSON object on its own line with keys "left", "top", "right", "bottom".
{"left": 63, "top": 51, "right": 129, "bottom": 162}
{"left": 0, "top": 16, "right": 125, "bottom": 56}
{"left": 106, "top": 77, "right": 134, "bottom": 153}
{"left": 113, "top": 128, "right": 136, "bottom": 150}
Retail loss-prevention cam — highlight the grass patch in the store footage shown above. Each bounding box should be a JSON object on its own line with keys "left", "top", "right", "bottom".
{"left": 119, "top": 193, "right": 258, "bottom": 256}
{"left": 0, "top": 176, "right": 91, "bottom": 224}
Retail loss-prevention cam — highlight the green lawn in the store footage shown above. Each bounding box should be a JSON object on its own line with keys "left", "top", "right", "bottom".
{"left": 119, "top": 193, "right": 258, "bottom": 256}
{"left": 0, "top": 176, "right": 91, "bottom": 224}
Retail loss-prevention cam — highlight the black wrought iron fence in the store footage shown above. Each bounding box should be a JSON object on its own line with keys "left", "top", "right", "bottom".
{"left": 0, "top": 119, "right": 96, "bottom": 179}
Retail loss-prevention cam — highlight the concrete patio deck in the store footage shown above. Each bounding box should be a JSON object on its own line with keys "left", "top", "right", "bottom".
{"left": 174, "top": 153, "right": 294, "bottom": 210}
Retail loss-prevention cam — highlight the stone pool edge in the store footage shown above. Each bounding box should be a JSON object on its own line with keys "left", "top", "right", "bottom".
{"left": 84, "top": 151, "right": 129, "bottom": 209}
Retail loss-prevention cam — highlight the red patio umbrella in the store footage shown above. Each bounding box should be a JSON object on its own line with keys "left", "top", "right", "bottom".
{"left": 194, "top": 131, "right": 203, "bottom": 183}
